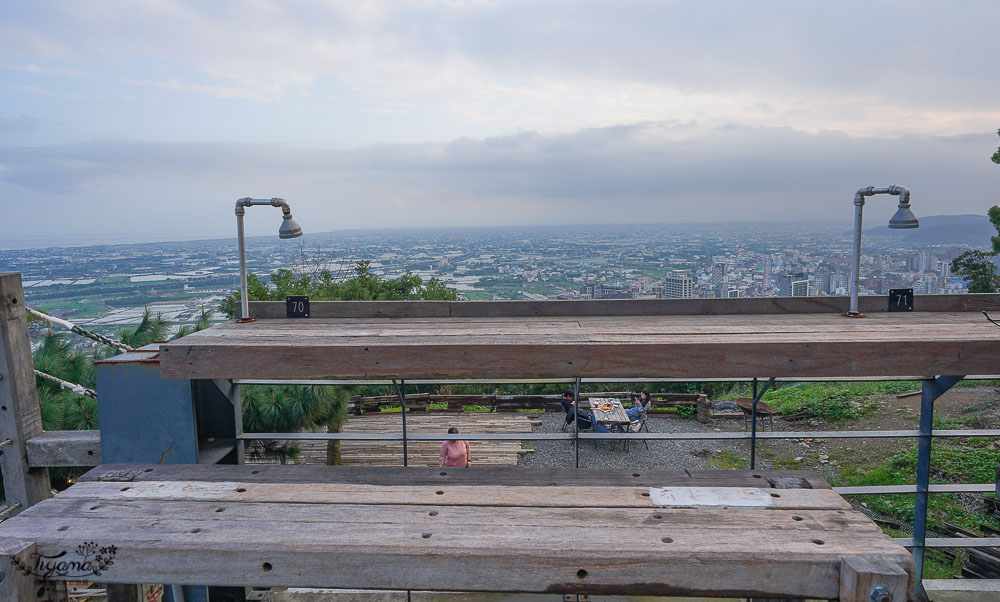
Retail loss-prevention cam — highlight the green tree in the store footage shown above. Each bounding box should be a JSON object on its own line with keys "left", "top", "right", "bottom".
{"left": 951, "top": 249, "right": 1000, "bottom": 293}
{"left": 33, "top": 332, "right": 98, "bottom": 431}
{"left": 220, "top": 260, "right": 458, "bottom": 318}
{"left": 950, "top": 134, "right": 1000, "bottom": 291}
{"left": 220, "top": 259, "right": 459, "bottom": 464}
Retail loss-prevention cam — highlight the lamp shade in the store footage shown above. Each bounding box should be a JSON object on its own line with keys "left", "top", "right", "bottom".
{"left": 888, "top": 205, "right": 919, "bottom": 229}
{"left": 279, "top": 214, "right": 304, "bottom": 238}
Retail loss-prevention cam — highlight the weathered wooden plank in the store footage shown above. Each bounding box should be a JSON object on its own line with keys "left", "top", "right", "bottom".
{"left": 0, "top": 539, "right": 67, "bottom": 602}
{"left": 839, "top": 555, "right": 911, "bottom": 601}
{"left": 26, "top": 430, "right": 101, "bottom": 467}
{"left": 160, "top": 311, "right": 1000, "bottom": 380}
{"left": 57, "top": 481, "right": 851, "bottom": 510}
{"left": 0, "top": 540, "right": 40, "bottom": 602}
{"left": 0, "top": 273, "right": 52, "bottom": 518}
{"left": 21, "top": 496, "right": 879, "bottom": 534}
{"left": 247, "top": 294, "right": 1000, "bottom": 319}
{"left": 162, "top": 339, "right": 998, "bottom": 379}
{"left": 77, "top": 464, "right": 831, "bottom": 489}
{"left": 0, "top": 513, "right": 908, "bottom": 598}
{"left": 922, "top": 578, "right": 1000, "bottom": 601}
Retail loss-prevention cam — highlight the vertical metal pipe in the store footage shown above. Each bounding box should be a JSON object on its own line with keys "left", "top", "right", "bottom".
{"left": 850, "top": 199, "right": 865, "bottom": 314}
{"left": 913, "top": 377, "right": 935, "bottom": 599}
{"left": 750, "top": 378, "right": 759, "bottom": 470}
{"left": 392, "top": 379, "right": 408, "bottom": 467}
{"left": 237, "top": 212, "right": 249, "bottom": 321}
{"left": 749, "top": 378, "right": 774, "bottom": 470}
{"left": 574, "top": 377, "right": 581, "bottom": 469}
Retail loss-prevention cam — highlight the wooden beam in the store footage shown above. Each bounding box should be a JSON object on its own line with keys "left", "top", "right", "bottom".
{"left": 0, "top": 466, "right": 909, "bottom": 598}
{"left": 160, "top": 312, "right": 1000, "bottom": 380}
{"left": 0, "top": 273, "right": 52, "bottom": 517}
{"left": 0, "top": 540, "right": 67, "bottom": 602}
{"left": 76, "top": 465, "right": 831, "bottom": 489}
{"left": 248, "top": 294, "right": 1000, "bottom": 319}
{"left": 839, "top": 555, "right": 911, "bottom": 601}
{"left": 26, "top": 430, "right": 101, "bottom": 468}
{"left": 922, "top": 578, "right": 1000, "bottom": 602}
{"left": 57, "top": 481, "right": 853, "bottom": 510}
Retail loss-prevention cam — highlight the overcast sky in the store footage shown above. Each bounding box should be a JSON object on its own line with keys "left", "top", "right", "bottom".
{"left": 1, "top": 1, "right": 998, "bottom": 245}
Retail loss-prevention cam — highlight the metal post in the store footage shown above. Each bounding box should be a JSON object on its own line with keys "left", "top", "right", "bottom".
{"left": 913, "top": 377, "right": 934, "bottom": 602}
{"left": 913, "top": 375, "right": 963, "bottom": 601}
{"left": 573, "top": 376, "right": 581, "bottom": 469}
{"left": 749, "top": 377, "right": 774, "bottom": 470}
{"left": 850, "top": 198, "right": 865, "bottom": 315}
{"left": 392, "top": 379, "right": 408, "bottom": 467}
{"left": 236, "top": 210, "right": 250, "bottom": 321}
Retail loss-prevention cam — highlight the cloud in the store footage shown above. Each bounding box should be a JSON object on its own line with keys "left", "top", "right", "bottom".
{"left": 0, "top": 115, "right": 40, "bottom": 134}
{"left": 0, "top": 124, "right": 995, "bottom": 239}
{"left": 3, "top": 1, "right": 998, "bottom": 140}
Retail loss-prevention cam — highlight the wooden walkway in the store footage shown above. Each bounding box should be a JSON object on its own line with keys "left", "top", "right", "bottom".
{"left": 0, "top": 465, "right": 912, "bottom": 599}
{"left": 290, "top": 413, "right": 539, "bottom": 466}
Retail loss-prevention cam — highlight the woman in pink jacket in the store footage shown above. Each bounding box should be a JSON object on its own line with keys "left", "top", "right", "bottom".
{"left": 440, "top": 427, "right": 471, "bottom": 468}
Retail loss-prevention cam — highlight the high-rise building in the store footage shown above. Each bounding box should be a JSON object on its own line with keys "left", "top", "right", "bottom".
{"left": 663, "top": 270, "right": 694, "bottom": 299}
{"left": 711, "top": 262, "right": 728, "bottom": 286}
{"left": 780, "top": 273, "right": 810, "bottom": 297}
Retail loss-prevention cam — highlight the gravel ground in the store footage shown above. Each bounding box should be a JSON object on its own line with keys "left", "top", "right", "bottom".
{"left": 517, "top": 411, "right": 748, "bottom": 470}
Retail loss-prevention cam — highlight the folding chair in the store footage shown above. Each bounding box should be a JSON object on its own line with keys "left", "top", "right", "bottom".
{"left": 624, "top": 416, "right": 651, "bottom": 452}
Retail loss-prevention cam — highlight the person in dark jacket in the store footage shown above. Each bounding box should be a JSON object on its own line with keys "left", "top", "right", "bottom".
{"left": 559, "top": 390, "right": 593, "bottom": 430}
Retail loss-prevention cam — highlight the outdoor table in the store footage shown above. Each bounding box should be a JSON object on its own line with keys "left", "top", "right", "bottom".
{"left": 0, "top": 464, "right": 913, "bottom": 600}
{"left": 585, "top": 397, "right": 632, "bottom": 434}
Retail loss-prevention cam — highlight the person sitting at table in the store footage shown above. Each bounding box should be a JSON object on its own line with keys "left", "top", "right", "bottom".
{"left": 627, "top": 389, "right": 652, "bottom": 421}
{"left": 559, "top": 390, "right": 601, "bottom": 431}
{"left": 440, "top": 427, "right": 471, "bottom": 468}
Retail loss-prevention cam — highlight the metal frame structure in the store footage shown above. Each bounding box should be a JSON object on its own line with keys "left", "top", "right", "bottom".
{"left": 233, "top": 373, "right": 999, "bottom": 599}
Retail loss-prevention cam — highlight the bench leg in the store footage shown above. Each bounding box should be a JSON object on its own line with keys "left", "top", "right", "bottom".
{"left": 840, "top": 555, "right": 912, "bottom": 601}
{"left": 0, "top": 542, "right": 67, "bottom": 602}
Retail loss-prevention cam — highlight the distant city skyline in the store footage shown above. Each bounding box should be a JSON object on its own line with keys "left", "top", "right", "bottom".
{"left": 2, "top": 2, "right": 998, "bottom": 240}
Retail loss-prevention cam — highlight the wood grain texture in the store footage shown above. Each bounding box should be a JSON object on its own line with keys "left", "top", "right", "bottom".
{"left": 0, "top": 539, "right": 68, "bottom": 602}
{"left": 0, "top": 540, "right": 39, "bottom": 602}
{"left": 839, "top": 555, "right": 912, "bottom": 601}
{"left": 160, "top": 311, "right": 1000, "bottom": 379}
{"left": 0, "top": 273, "right": 53, "bottom": 517}
{"left": 0, "top": 466, "right": 909, "bottom": 598}
{"left": 247, "top": 294, "right": 1000, "bottom": 319}
{"left": 76, "top": 464, "right": 831, "bottom": 489}
{"left": 56, "top": 481, "right": 852, "bottom": 510}
{"left": 26, "top": 430, "right": 101, "bottom": 468}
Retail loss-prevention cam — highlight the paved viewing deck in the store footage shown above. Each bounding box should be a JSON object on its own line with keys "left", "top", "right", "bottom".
{"left": 161, "top": 299, "right": 1000, "bottom": 380}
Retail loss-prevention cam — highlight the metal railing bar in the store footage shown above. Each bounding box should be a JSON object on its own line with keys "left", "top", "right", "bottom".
{"left": 896, "top": 537, "right": 1000, "bottom": 549}
{"left": 235, "top": 375, "right": 1000, "bottom": 386}
{"left": 240, "top": 429, "right": 1000, "bottom": 441}
{"left": 835, "top": 484, "right": 996, "bottom": 495}
{"left": 240, "top": 432, "right": 575, "bottom": 441}
{"left": 236, "top": 378, "right": 578, "bottom": 386}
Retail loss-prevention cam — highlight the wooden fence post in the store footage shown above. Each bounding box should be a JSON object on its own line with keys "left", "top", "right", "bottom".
{"left": 0, "top": 273, "right": 51, "bottom": 518}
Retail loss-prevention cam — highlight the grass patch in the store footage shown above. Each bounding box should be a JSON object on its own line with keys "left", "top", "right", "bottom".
{"left": 833, "top": 438, "right": 1000, "bottom": 530}
{"left": 705, "top": 449, "right": 746, "bottom": 470}
{"left": 462, "top": 404, "right": 495, "bottom": 413}
{"left": 720, "top": 381, "right": 914, "bottom": 422}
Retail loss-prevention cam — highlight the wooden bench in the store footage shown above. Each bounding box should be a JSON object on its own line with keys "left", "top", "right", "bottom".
{"left": 0, "top": 465, "right": 912, "bottom": 600}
